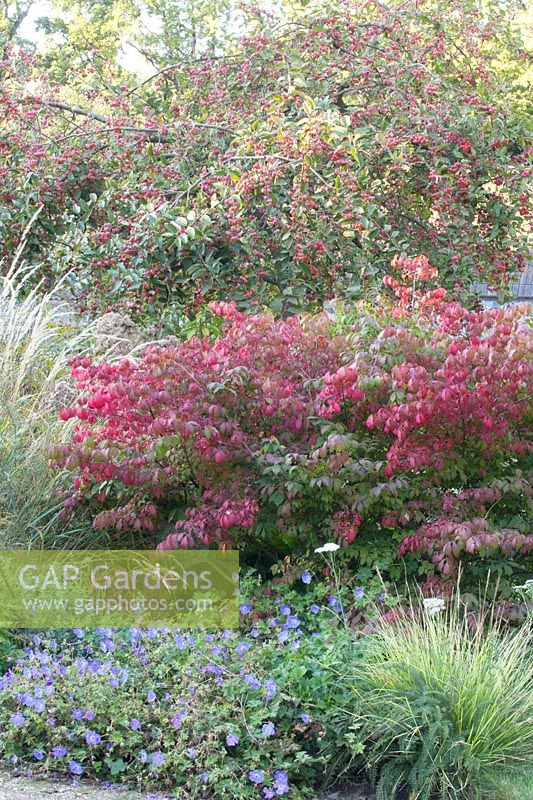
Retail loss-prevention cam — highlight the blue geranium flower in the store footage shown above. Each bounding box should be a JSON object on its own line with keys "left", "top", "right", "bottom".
{"left": 262, "top": 721, "right": 275, "bottom": 737}
{"left": 328, "top": 595, "right": 342, "bottom": 613}
{"left": 68, "top": 760, "right": 83, "bottom": 776}
{"left": 273, "top": 770, "right": 290, "bottom": 795}
{"left": 244, "top": 673, "right": 261, "bottom": 689}
{"left": 249, "top": 769, "right": 265, "bottom": 785}
{"left": 226, "top": 733, "right": 240, "bottom": 747}
{"left": 301, "top": 570, "right": 312, "bottom": 584}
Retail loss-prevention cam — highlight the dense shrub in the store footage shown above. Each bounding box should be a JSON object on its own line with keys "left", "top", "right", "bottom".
{"left": 1, "top": 0, "right": 530, "bottom": 320}
{"left": 52, "top": 270, "right": 533, "bottom": 587}
{"left": 348, "top": 602, "right": 533, "bottom": 800}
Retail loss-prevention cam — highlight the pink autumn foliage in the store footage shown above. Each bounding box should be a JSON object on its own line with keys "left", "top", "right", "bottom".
{"left": 52, "top": 268, "right": 533, "bottom": 579}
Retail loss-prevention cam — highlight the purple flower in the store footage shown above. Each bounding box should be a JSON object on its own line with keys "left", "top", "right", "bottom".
{"left": 71, "top": 708, "right": 83, "bottom": 720}
{"left": 264, "top": 679, "right": 277, "bottom": 699}
{"left": 10, "top": 712, "right": 25, "bottom": 726}
{"left": 33, "top": 749, "right": 44, "bottom": 760}
{"left": 328, "top": 595, "right": 342, "bottom": 613}
{"left": 139, "top": 749, "right": 148, "bottom": 764}
{"left": 84, "top": 710, "right": 96, "bottom": 721}
{"left": 186, "top": 748, "right": 197, "bottom": 760}
{"left": 354, "top": 587, "right": 365, "bottom": 600}
{"left": 301, "top": 570, "right": 312, "bottom": 584}
{"left": 376, "top": 592, "right": 385, "bottom": 604}
{"left": 130, "top": 718, "right": 142, "bottom": 731}
{"left": 85, "top": 731, "right": 102, "bottom": 746}
{"left": 286, "top": 615, "right": 300, "bottom": 629}
{"left": 171, "top": 711, "right": 185, "bottom": 728}
{"left": 147, "top": 689, "right": 156, "bottom": 703}
{"left": 34, "top": 700, "right": 46, "bottom": 713}
{"left": 309, "top": 604, "right": 320, "bottom": 614}
{"left": 261, "top": 721, "right": 275, "bottom": 737}
{"left": 236, "top": 641, "right": 251, "bottom": 656}
{"left": 300, "top": 713, "right": 310, "bottom": 723}
{"left": 273, "top": 770, "right": 290, "bottom": 795}
{"left": 226, "top": 733, "right": 240, "bottom": 747}
{"left": 21, "top": 693, "right": 34, "bottom": 707}
{"left": 249, "top": 769, "right": 265, "bottom": 785}
{"left": 68, "top": 760, "right": 83, "bottom": 776}
{"left": 51, "top": 745, "right": 67, "bottom": 757}
{"left": 263, "top": 790, "right": 275, "bottom": 800}
{"left": 244, "top": 673, "right": 261, "bottom": 690}
{"left": 239, "top": 603, "right": 253, "bottom": 615}
{"left": 151, "top": 751, "right": 164, "bottom": 767}
{"left": 280, "top": 604, "right": 291, "bottom": 616}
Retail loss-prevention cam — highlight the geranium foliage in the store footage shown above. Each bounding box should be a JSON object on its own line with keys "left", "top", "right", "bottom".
{"left": 52, "top": 265, "right": 533, "bottom": 585}
{"left": 1, "top": 0, "right": 531, "bottom": 321}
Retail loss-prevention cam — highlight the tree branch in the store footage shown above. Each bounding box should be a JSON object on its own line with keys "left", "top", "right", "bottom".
{"left": 11, "top": 97, "right": 235, "bottom": 140}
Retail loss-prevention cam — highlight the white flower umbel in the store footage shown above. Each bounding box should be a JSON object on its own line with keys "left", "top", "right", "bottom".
{"left": 422, "top": 597, "right": 446, "bottom": 615}
{"left": 314, "top": 543, "right": 340, "bottom": 554}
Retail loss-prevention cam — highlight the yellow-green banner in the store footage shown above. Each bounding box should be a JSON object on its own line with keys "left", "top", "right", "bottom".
{"left": 0, "top": 550, "right": 239, "bottom": 629}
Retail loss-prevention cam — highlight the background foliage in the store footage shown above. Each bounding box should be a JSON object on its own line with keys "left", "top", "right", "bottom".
{"left": 1, "top": 0, "right": 531, "bottom": 324}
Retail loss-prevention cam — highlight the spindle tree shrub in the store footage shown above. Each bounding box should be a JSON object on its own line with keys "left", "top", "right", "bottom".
{"left": 52, "top": 262, "right": 533, "bottom": 587}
